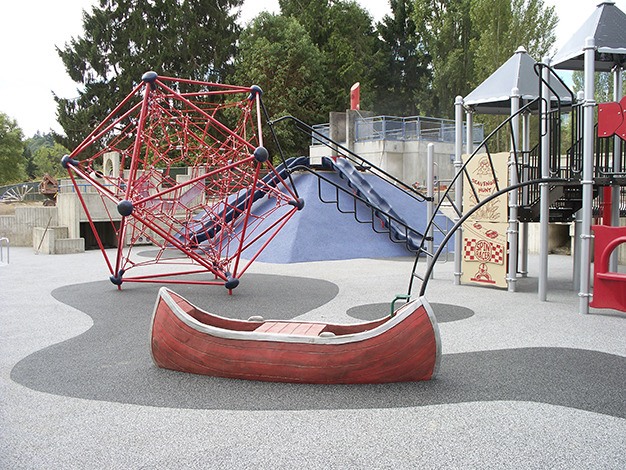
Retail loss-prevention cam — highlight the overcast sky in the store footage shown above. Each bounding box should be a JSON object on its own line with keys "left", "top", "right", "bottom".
{"left": 0, "top": 0, "right": 623, "bottom": 137}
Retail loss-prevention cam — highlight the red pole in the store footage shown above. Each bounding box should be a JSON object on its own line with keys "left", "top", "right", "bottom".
{"left": 350, "top": 83, "right": 360, "bottom": 110}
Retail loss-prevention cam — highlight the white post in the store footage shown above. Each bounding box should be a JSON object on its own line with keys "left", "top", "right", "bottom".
{"left": 579, "top": 37, "right": 596, "bottom": 314}
{"left": 454, "top": 96, "right": 464, "bottom": 285}
{"left": 539, "top": 59, "right": 551, "bottom": 301}
{"left": 427, "top": 143, "right": 435, "bottom": 278}
{"left": 610, "top": 66, "right": 622, "bottom": 272}
{"left": 508, "top": 88, "right": 520, "bottom": 292}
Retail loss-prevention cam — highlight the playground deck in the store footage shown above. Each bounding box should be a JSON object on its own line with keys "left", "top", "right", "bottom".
{"left": 1, "top": 247, "right": 624, "bottom": 468}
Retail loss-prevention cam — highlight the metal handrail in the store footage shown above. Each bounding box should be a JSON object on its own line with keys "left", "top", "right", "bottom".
{"left": 311, "top": 115, "right": 484, "bottom": 145}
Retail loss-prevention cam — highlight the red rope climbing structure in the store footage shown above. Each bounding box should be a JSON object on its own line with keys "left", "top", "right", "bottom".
{"left": 62, "top": 72, "right": 302, "bottom": 290}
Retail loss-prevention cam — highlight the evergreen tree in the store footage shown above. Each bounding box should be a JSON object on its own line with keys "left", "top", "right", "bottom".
{"left": 55, "top": 0, "right": 243, "bottom": 150}
{"left": 413, "top": 0, "right": 475, "bottom": 118}
{"left": 376, "top": 0, "right": 430, "bottom": 116}
{"left": 22, "top": 147, "right": 37, "bottom": 180}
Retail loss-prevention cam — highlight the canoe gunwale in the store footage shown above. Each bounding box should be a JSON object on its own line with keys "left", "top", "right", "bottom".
{"left": 151, "top": 287, "right": 440, "bottom": 349}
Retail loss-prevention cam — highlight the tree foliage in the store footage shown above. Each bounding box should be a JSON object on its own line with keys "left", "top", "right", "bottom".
{"left": 229, "top": 12, "right": 326, "bottom": 158}
{"left": 470, "top": 0, "right": 557, "bottom": 84}
{"left": 412, "top": 0, "right": 557, "bottom": 118}
{"left": 376, "top": 0, "right": 430, "bottom": 115}
{"left": 32, "top": 142, "right": 70, "bottom": 179}
{"left": 0, "top": 113, "right": 26, "bottom": 185}
{"left": 278, "top": 0, "right": 382, "bottom": 111}
{"left": 52, "top": 0, "right": 560, "bottom": 153}
{"left": 55, "top": 0, "right": 243, "bottom": 150}
{"left": 571, "top": 71, "right": 625, "bottom": 103}
{"left": 413, "top": 0, "right": 475, "bottom": 118}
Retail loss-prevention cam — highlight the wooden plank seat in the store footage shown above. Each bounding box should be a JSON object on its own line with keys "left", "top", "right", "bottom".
{"left": 255, "top": 321, "right": 327, "bottom": 336}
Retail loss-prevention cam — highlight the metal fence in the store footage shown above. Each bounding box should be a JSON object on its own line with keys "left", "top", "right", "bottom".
{"left": 312, "top": 115, "right": 483, "bottom": 145}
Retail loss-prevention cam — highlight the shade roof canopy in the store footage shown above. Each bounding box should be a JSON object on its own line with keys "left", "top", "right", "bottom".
{"left": 552, "top": 1, "right": 626, "bottom": 71}
{"left": 464, "top": 47, "right": 573, "bottom": 115}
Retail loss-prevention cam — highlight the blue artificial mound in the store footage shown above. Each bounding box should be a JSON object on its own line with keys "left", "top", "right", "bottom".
{"left": 245, "top": 171, "right": 452, "bottom": 264}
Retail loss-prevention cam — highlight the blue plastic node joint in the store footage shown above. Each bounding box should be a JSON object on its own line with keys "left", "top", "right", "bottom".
{"left": 142, "top": 71, "right": 158, "bottom": 90}
{"left": 109, "top": 269, "right": 125, "bottom": 286}
{"left": 289, "top": 197, "right": 305, "bottom": 210}
{"left": 248, "top": 85, "right": 263, "bottom": 100}
{"left": 61, "top": 154, "right": 78, "bottom": 169}
{"left": 142, "top": 71, "right": 158, "bottom": 83}
{"left": 224, "top": 277, "right": 240, "bottom": 290}
{"left": 253, "top": 146, "right": 269, "bottom": 163}
{"left": 117, "top": 200, "right": 133, "bottom": 217}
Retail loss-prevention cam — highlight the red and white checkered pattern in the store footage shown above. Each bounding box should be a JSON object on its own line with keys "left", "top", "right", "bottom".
{"left": 463, "top": 238, "right": 504, "bottom": 265}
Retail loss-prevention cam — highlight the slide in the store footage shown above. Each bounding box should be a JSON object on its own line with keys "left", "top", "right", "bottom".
{"left": 180, "top": 157, "right": 307, "bottom": 245}
{"left": 321, "top": 157, "right": 424, "bottom": 251}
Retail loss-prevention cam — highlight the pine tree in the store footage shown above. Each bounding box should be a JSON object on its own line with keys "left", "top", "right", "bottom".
{"left": 55, "top": 0, "right": 243, "bottom": 150}
{"left": 376, "top": 0, "right": 430, "bottom": 116}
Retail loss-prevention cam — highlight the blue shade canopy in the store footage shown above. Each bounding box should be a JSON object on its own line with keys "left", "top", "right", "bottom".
{"left": 552, "top": 1, "right": 626, "bottom": 71}
{"left": 464, "top": 47, "right": 573, "bottom": 115}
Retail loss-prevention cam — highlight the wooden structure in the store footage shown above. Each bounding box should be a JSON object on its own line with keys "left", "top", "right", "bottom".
{"left": 39, "top": 174, "right": 58, "bottom": 206}
{"left": 150, "top": 288, "right": 441, "bottom": 384}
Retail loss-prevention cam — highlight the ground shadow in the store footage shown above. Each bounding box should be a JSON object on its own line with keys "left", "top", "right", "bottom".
{"left": 10, "top": 275, "right": 625, "bottom": 418}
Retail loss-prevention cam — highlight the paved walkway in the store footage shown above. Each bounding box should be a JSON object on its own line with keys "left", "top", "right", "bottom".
{"left": 1, "top": 247, "right": 625, "bottom": 469}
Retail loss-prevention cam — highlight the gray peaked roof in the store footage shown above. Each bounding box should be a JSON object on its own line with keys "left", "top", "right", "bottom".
{"left": 463, "top": 47, "right": 573, "bottom": 115}
{"left": 552, "top": 1, "right": 626, "bottom": 71}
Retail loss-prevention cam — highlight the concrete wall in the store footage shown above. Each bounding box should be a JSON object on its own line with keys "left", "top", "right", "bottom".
{"left": 351, "top": 140, "right": 456, "bottom": 187}
{"left": 33, "top": 226, "right": 84, "bottom": 254}
{"left": 0, "top": 207, "right": 58, "bottom": 246}
{"left": 310, "top": 139, "right": 456, "bottom": 188}
{"left": 57, "top": 192, "right": 120, "bottom": 239}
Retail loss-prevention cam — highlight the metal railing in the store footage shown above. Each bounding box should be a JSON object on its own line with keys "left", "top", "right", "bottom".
{"left": 312, "top": 115, "right": 484, "bottom": 145}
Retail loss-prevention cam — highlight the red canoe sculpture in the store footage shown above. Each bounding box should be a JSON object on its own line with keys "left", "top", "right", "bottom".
{"left": 150, "top": 287, "right": 441, "bottom": 384}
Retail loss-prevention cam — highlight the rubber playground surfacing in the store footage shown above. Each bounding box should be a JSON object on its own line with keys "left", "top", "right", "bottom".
{"left": 9, "top": 273, "right": 625, "bottom": 418}
{"left": 2, "top": 246, "right": 626, "bottom": 468}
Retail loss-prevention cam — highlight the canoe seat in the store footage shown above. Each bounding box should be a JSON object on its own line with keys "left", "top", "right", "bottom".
{"left": 255, "top": 321, "right": 327, "bottom": 336}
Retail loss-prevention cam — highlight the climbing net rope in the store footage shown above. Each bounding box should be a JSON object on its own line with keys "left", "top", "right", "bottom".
{"left": 63, "top": 72, "right": 302, "bottom": 290}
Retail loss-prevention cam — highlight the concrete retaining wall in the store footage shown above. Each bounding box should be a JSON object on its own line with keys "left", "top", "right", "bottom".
{"left": 0, "top": 207, "right": 58, "bottom": 246}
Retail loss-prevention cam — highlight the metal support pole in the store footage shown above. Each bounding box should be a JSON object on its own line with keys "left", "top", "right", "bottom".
{"left": 453, "top": 96, "right": 464, "bottom": 285}
{"left": 539, "top": 60, "right": 551, "bottom": 301}
{"left": 519, "top": 112, "right": 530, "bottom": 277}
{"left": 610, "top": 66, "right": 623, "bottom": 271}
{"left": 579, "top": 37, "right": 596, "bottom": 314}
{"left": 427, "top": 143, "right": 435, "bottom": 278}
{"left": 508, "top": 88, "right": 520, "bottom": 292}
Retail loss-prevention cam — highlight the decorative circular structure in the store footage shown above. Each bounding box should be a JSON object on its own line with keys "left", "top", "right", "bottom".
{"left": 63, "top": 73, "right": 301, "bottom": 289}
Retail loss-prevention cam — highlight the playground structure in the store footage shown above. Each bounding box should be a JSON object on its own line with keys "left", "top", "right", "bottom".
{"left": 60, "top": 3, "right": 626, "bottom": 316}
{"left": 150, "top": 286, "right": 440, "bottom": 383}
{"left": 402, "top": 2, "right": 626, "bottom": 315}
{"left": 62, "top": 72, "right": 435, "bottom": 290}
{"left": 61, "top": 72, "right": 308, "bottom": 290}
